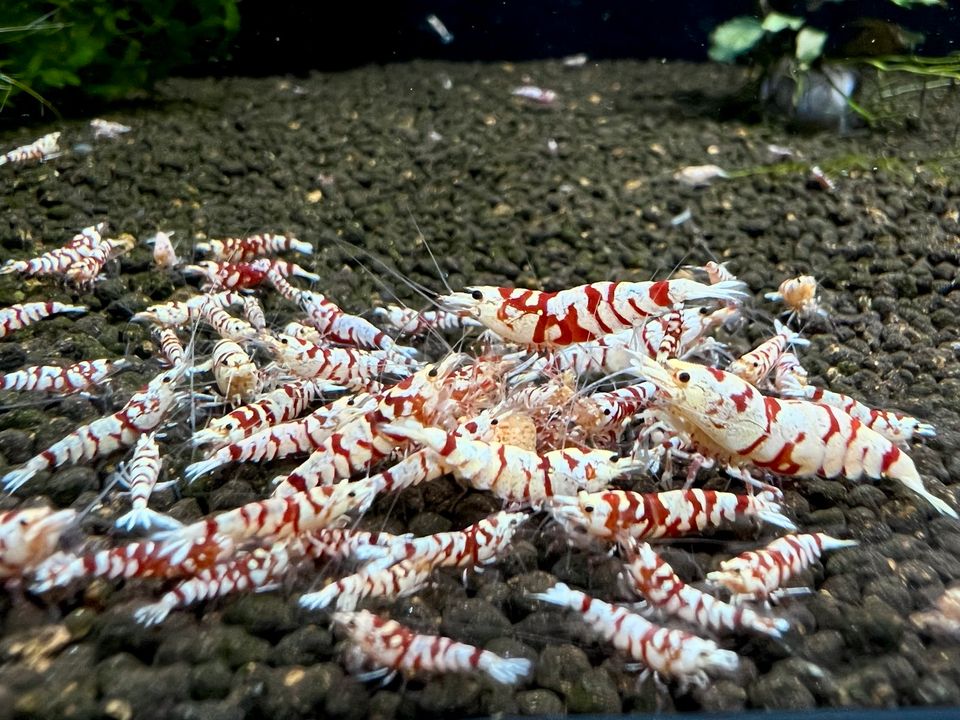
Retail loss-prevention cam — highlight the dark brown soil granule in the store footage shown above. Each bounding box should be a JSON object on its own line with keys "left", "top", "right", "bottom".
{"left": 1, "top": 59, "right": 960, "bottom": 718}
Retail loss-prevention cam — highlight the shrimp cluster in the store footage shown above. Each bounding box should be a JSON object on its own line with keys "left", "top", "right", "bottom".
{"left": 2, "top": 235, "right": 951, "bottom": 707}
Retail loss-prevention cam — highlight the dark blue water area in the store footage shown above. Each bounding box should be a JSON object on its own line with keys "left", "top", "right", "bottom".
{"left": 228, "top": 0, "right": 959, "bottom": 73}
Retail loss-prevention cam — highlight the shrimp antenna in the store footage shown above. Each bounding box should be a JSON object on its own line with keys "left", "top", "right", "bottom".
{"left": 405, "top": 206, "right": 453, "bottom": 295}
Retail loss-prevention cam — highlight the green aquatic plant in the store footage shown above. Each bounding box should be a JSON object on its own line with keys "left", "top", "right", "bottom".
{"left": 0, "top": 0, "right": 239, "bottom": 113}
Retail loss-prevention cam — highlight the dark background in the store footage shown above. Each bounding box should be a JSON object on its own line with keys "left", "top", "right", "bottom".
{"left": 224, "top": 0, "right": 958, "bottom": 72}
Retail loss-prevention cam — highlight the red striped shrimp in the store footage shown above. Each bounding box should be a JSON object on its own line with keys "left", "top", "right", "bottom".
{"left": 148, "top": 230, "right": 179, "bottom": 269}
{"left": 190, "top": 378, "right": 327, "bottom": 448}
{"left": 0, "top": 227, "right": 107, "bottom": 277}
{"left": 210, "top": 340, "right": 262, "bottom": 405}
{"left": 133, "top": 291, "right": 246, "bottom": 327}
{"left": 30, "top": 534, "right": 235, "bottom": 594}
{"left": 298, "top": 290, "right": 417, "bottom": 357}
{"left": 268, "top": 269, "right": 303, "bottom": 302}
{"left": 282, "top": 321, "right": 323, "bottom": 344}
{"left": 113, "top": 433, "right": 180, "bottom": 532}
{"left": 272, "top": 356, "right": 462, "bottom": 495}
{"left": 257, "top": 333, "right": 409, "bottom": 386}
{"left": 150, "top": 478, "right": 380, "bottom": 560}
{"left": 300, "top": 556, "right": 435, "bottom": 612}
{"left": 781, "top": 384, "right": 936, "bottom": 444}
{"left": 332, "top": 609, "right": 532, "bottom": 684}
{"left": 726, "top": 320, "right": 808, "bottom": 387}
{"left": 764, "top": 275, "right": 825, "bottom": 321}
{"left": 183, "top": 392, "right": 378, "bottom": 481}
{"left": 0, "top": 132, "right": 61, "bottom": 166}
{"left": 772, "top": 352, "right": 808, "bottom": 395}
{"left": 360, "top": 511, "right": 529, "bottom": 571}
{"left": 1, "top": 507, "right": 76, "bottom": 581}
{"left": 629, "top": 355, "right": 956, "bottom": 517}
{"left": 183, "top": 260, "right": 272, "bottom": 291}
{"left": 620, "top": 539, "right": 789, "bottom": 638}
{"left": 200, "top": 300, "right": 259, "bottom": 341}
{"left": 548, "top": 488, "right": 794, "bottom": 543}
{"left": 63, "top": 234, "right": 134, "bottom": 288}
{"left": 371, "top": 304, "right": 482, "bottom": 337}
{"left": 0, "top": 359, "right": 126, "bottom": 394}
{"left": 531, "top": 583, "right": 738, "bottom": 688}
{"left": 380, "top": 421, "right": 635, "bottom": 509}
{"left": 439, "top": 278, "right": 747, "bottom": 348}
{"left": 0, "top": 302, "right": 86, "bottom": 338}
{"left": 707, "top": 533, "right": 858, "bottom": 602}
{"left": 153, "top": 327, "right": 185, "bottom": 367}
{"left": 240, "top": 296, "right": 267, "bottom": 330}
{"left": 195, "top": 233, "right": 312, "bottom": 262}
{"left": 2, "top": 364, "right": 186, "bottom": 492}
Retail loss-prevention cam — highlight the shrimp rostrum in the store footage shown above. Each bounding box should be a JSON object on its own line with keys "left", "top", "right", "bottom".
{"left": 627, "top": 354, "right": 956, "bottom": 518}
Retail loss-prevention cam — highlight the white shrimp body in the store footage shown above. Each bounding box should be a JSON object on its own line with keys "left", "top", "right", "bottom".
{"left": 621, "top": 539, "right": 789, "bottom": 638}
{"left": 133, "top": 292, "right": 246, "bottom": 327}
{"left": 707, "top": 532, "right": 858, "bottom": 601}
{"left": 0, "top": 359, "right": 124, "bottom": 394}
{"left": 371, "top": 304, "right": 482, "bottom": 337}
{"left": 531, "top": 583, "right": 738, "bottom": 687}
{"left": 201, "top": 303, "right": 259, "bottom": 342}
{"left": 548, "top": 488, "right": 794, "bottom": 542}
{"left": 240, "top": 296, "right": 267, "bottom": 330}
{"left": 114, "top": 433, "right": 181, "bottom": 532}
{"left": 764, "top": 275, "right": 824, "bottom": 319}
{"left": 149, "top": 230, "right": 179, "bottom": 269}
{"left": 211, "top": 340, "right": 262, "bottom": 405}
{"left": 332, "top": 610, "right": 532, "bottom": 684}
{"left": 282, "top": 321, "right": 323, "bottom": 344}
{"left": 726, "top": 320, "right": 808, "bottom": 386}
{"left": 153, "top": 328, "right": 185, "bottom": 367}
{"left": 0, "top": 507, "right": 76, "bottom": 580}
{"left": 0, "top": 302, "right": 86, "bottom": 338}
{"left": 439, "top": 279, "right": 747, "bottom": 347}
{"left": 629, "top": 355, "right": 956, "bottom": 517}
{"left": 2, "top": 365, "right": 184, "bottom": 492}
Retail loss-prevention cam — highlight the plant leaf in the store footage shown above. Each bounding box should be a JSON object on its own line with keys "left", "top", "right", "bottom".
{"left": 796, "top": 27, "right": 828, "bottom": 67}
{"left": 709, "top": 17, "right": 766, "bottom": 63}
{"left": 762, "top": 12, "right": 805, "bottom": 33}
{"left": 888, "top": 0, "right": 943, "bottom": 7}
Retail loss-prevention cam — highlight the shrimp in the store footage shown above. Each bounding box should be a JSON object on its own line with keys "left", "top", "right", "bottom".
{"left": 194, "top": 234, "right": 312, "bottom": 262}
{"left": 148, "top": 231, "right": 179, "bottom": 270}
{"left": 381, "top": 421, "right": 634, "bottom": 509}
{"left": 2, "top": 364, "right": 185, "bottom": 492}
{"left": 0, "top": 302, "right": 86, "bottom": 338}
{"left": 726, "top": 320, "right": 808, "bottom": 387}
{"left": 620, "top": 539, "right": 789, "bottom": 638}
{"left": 371, "top": 304, "right": 482, "bottom": 337}
{"left": 439, "top": 278, "right": 747, "bottom": 347}
{"left": 90, "top": 119, "right": 131, "bottom": 139}
{"left": 297, "top": 290, "right": 417, "bottom": 357}
{"left": 0, "top": 224, "right": 108, "bottom": 277}
{"left": 257, "top": 333, "right": 409, "bottom": 387}
{"left": 332, "top": 609, "right": 532, "bottom": 684}
{"left": 0, "top": 132, "right": 61, "bottom": 166}
{"left": 1, "top": 507, "right": 76, "bottom": 581}
{"left": 114, "top": 433, "right": 181, "bottom": 533}
{"left": 548, "top": 488, "right": 794, "bottom": 543}
{"left": 0, "top": 359, "right": 126, "bottom": 394}
{"left": 706, "top": 533, "right": 858, "bottom": 602}
{"left": 628, "top": 355, "right": 956, "bottom": 517}
{"left": 200, "top": 302, "right": 259, "bottom": 342}
{"left": 132, "top": 292, "right": 246, "bottom": 327}
{"left": 531, "top": 583, "right": 738, "bottom": 688}
{"left": 210, "top": 340, "right": 262, "bottom": 405}
{"left": 764, "top": 275, "right": 824, "bottom": 320}
{"left": 299, "top": 557, "right": 435, "bottom": 612}
{"left": 153, "top": 328, "right": 186, "bottom": 367}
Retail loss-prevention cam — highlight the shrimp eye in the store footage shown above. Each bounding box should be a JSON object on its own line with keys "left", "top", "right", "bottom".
{"left": 162, "top": 376, "right": 172, "bottom": 383}
{"left": 699, "top": 307, "right": 709, "bottom": 315}
{"left": 490, "top": 419, "right": 499, "bottom": 425}
{"left": 584, "top": 505, "right": 594, "bottom": 513}
{"left": 603, "top": 408, "right": 611, "bottom": 416}
{"left": 609, "top": 454, "right": 619, "bottom": 462}
{"left": 752, "top": 361, "right": 759, "bottom": 367}
{"left": 428, "top": 367, "right": 438, "bottom": 378}
{"left": 677, "top": 371, "right": 691, "bottom": 383}
{"left": 280, "top": 338, "right": 288, "bottom": 344}
{"left": 348, "top": 490, "right": 356, "bottom": 498}
{"left": 225, "top": 423, "right": 234, "bottom": 430}
{"left": 471, "top": 290, "right": 483, "bottom": 300}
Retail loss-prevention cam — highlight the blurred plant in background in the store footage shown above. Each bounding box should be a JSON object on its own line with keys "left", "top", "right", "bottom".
{"left": 0, "top": 0, "right": 239, "bottom": 114}
{"left": 709, "top": 0, "right": 957, "bottom": 130}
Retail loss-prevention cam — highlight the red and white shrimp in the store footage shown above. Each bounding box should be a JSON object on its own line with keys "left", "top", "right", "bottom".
{"left": 182, "top": 261, "right": 272, "bottom": 291}
{"left": 0, "top": 225, "right": 109, "bottom": 277}
{"left": 548, "top": 488, "right": 794, "bottom": 543}
{"left": 133, "top": 292, "right": 246, "bottom": 327}
{"left": 0, "top": 359, "right": 126, "bottom": 394}
{"left": 1, "top": 507, "right": 76, "bottom": 581}
{"left": 620, "top": 539, "right": 789, "bottom": 638}
{"left": 298, "top": 290, "right": 416, "bottom": 357}
{"left": 439, "top": 278, "right": 747, "bottom": 347}
{"left": 531, "top": 583, "right": 738, "bottom": 687}
{"left": 299, "top": 557, "right": 435, "bottom": 612}
{"left": 764, "top": 275, "right": 825, "bottom": 320}
{"left": 261, "top": 333, "right": 410, "bottom": 386}
{"left": 90, "top": 119, "right": 131, "bottom": 139}
{"left": 210, "top": 340, "right": 262, "bottom": 405}
{"left": 195, "top": 234, "right": 312, "bottom": 262}
{"left": 148, "top": 231, "right": 180, "bottom": 269}
{"left": 200, "top": 301, "right": 259, "bottom": 341}
{"left": 371, "top": 304, "right": 482, "bottom": 337}
{"left": 282, "top": 321, "right": 323, "bottom": 344}
{"left": 183, "top": 392, "right": 378, "bottom": 481}
{"left": 241, "top": 296, "right": 267, "bottom": 331}
{"left": 726, "top": 320, "right": 808, "bottom": 387}
{"left": 2, "top": 364, "right": 185, "bottom": 492}
{"left": 706, "top": 533, "right": 858, "bottom": 602}
{"left": 0, "top": 302, "right": 86, "bottom": 338}
{"left": 781, "top": 383, "right": 936, "bottom": 444}
{"left": 772, "top": 351, "right": 809, "bottom": 395}
{"left": 190, "top": 378, "right": 327, "bottom": 447}
{"left": 381, "top": 421, "right": 634, "bottom": 509}
{"left": 629, "top": 355, "right": 956, "bottom": 517}
{"left": 0, "top": 132, "right": 61, "bottom": 166}
{"left": 272, "top": 356, "right": 461, "bottom": 495}
{"left": 332, "top": 609, "right": 532, "bottom": 684}
{"left": 114, "top": 433, "right": 181, "bottom": 533}
{"left": 153, "top": 328, "right": 186, "bottom": 367}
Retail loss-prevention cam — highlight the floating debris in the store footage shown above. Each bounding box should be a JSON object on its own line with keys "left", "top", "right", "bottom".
{"left": 673, "top": 164, "right": 728, "bottom": 187}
